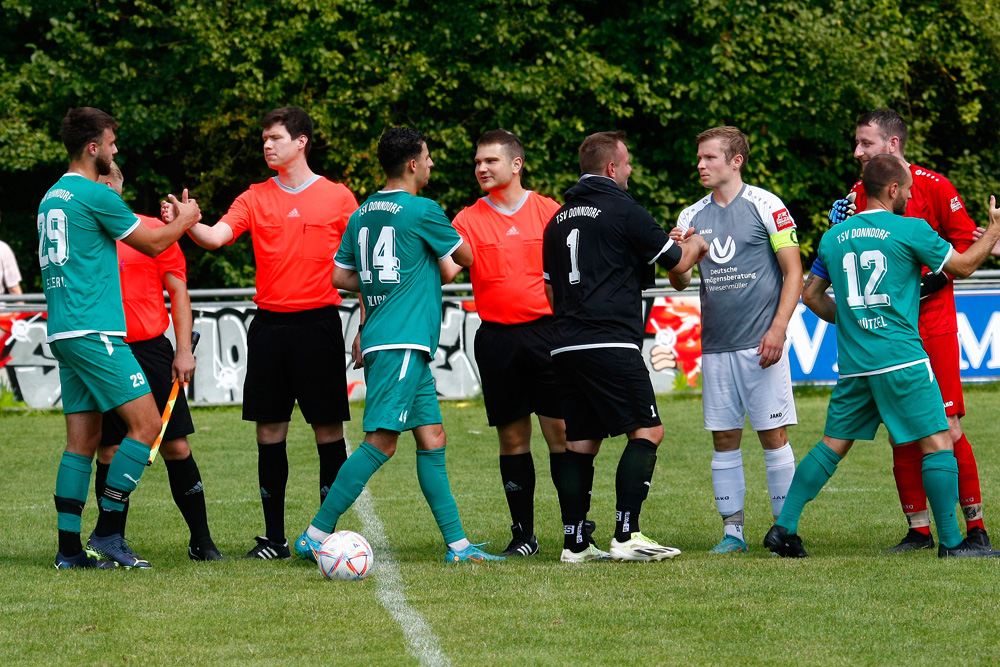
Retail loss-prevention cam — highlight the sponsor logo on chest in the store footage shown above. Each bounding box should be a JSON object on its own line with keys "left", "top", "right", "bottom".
{"left": 709, "top": 236, "right": 736, "bottom": 264}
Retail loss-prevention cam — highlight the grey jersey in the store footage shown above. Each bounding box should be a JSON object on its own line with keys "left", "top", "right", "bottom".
{"left": 676, "top": 184, "right": 797, "bottom": 354}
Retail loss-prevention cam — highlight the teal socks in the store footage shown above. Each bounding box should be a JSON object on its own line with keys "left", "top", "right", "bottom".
{"left": 99, "top": 438, "right": 150, "bottom": 511}
{"left": 776, "top": 442, "right": 841, "bottom": 534}
{"left": 54, "top": 452, "right": 92, "bottom": 532}
{"left": 311, "top": 441, "right": 389, "bottom": 532}
{"left": 922, "top": 450, "right": 962, "bottom": 549}
{"left": 417, "top": 448, "right": 465, "bottom": 545}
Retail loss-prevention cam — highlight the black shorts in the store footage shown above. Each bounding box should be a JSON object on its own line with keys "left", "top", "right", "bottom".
{"left": 475, "top": 317, "right": 564, "bottom": 426}
{"left": 552, "top": 346, "right": 661, "bottom": 441}
{"left": 100, "top": 335, "right": 194, "bottom": 446}
{"left": 242, "top": 305, "right": 351, "bottom": 425}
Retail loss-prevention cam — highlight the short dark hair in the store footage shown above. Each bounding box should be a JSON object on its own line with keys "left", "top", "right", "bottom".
{"left": 862, "top": 154, "right": 910, "bottom": 200}
{"left": 477, "top": 129, "right": 525, "bottom": 163}
{"left": 579, "top": 131, "right": 627, "bottom": 175}
{"left": 261, "top": 107, "right": 314, "bottom": 156}
{"left": 61, "top": 107, "right": 118, "bottom": 158}
{"left": 378, "top": 127, "right": 426, "bottom": 179}
{"left": 696, "top": 126, "right": 749, "bottom": 173}
{"left": 856, "top": 109, "right": 908, "bottom": 153}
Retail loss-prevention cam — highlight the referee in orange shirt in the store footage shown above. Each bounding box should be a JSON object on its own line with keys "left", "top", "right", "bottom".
{"left": 97, "top": 162, "right": 222, "bottom": 561}
{"left": 184, "top": 107, "right": 358, "bottom": 559}
{"left": 452, "top": 130, "right": 569, "bottom": 557}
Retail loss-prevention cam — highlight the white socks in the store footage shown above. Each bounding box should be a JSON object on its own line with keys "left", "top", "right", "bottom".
{"left": 711, "top": 449, "right": 746, "bottom": 540}
{"left": 448, "top": 538, "right": 471, "bottom": 551}
{"left": 307, "top": 525, "right": 331, "bottom": 543}
{"left": 764, "top": 443, "right": 795, "bottom": 519}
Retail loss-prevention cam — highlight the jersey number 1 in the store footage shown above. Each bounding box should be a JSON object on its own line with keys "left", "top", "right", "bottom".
{"left": 566, "top": 228, "right": 581, "bottom": 284}
{"left": 358, "top": 227, "right": 400, "bottom": 284}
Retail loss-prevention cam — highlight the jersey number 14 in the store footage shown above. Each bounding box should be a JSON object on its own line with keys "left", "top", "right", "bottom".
{"left": 358, "top": 226, "right": 400, "bottom": 284}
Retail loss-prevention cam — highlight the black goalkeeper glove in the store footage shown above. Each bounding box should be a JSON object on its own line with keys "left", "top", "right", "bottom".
{"left": 920, "top": 272, "right": 949, "bottom": 300}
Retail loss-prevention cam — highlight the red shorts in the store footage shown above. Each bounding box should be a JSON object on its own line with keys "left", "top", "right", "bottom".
{"left": 923, "top": 332, "right": 964, "bottom": 418}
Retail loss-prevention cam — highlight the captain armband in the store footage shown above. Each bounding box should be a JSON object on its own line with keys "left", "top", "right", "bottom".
{"left": 770, "top": 228, "right": 799, "bottom": 252}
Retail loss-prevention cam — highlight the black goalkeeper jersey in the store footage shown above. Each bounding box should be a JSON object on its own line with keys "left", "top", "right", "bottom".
{"left": 542, "top": 176, "right": 682, "bottom": 353}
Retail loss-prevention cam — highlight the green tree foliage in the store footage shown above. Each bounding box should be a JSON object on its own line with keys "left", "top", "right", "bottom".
{"left": 2, "top": 0, "right": 998, "bottom": 289}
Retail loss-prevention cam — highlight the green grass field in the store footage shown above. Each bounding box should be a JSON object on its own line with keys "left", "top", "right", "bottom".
{"left": 3, "top": 385, "right": 1000, "bottom": 665}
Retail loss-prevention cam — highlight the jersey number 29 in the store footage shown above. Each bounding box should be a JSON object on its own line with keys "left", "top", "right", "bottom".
{"left": 38, "top": 209, "right": 69, "bottom": 268}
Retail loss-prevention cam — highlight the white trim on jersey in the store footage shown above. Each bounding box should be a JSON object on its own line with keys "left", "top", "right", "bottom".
{"left": 334, "top": 259, "right": 356, "bottom": 270}
{"left": 551, "top": 342, "right": 639, "bottom": 356}
{"left": 482, "top": 191, "right": 531, "bottom": 216}
{"left": 114, "top": 217, "right": 142, "bottom": 242}
{"left": 271, "top": 174, "right": 321, "bottom": 195}
{"left": 361, "top": 343, "right": 431, "bottom": 357}
{"left": 838, "top": 357, "right": 930, "bottom": 379}
{"left": 928, "top": 247, "right": 953, "bottom": 276}
{"left": 740, "top": 185, "right": 794, "bottom": 235}
{"left": 438, "top": 238, "right": 464, "bottom": 261}
{"left": 46, "top": 329, "right": 127, "bottom": 344}
{"left": 676, "top": 193, "right": 712, "bottom": 232}
{"left": 647, "top": 239, "right": 676, "bottom": 265}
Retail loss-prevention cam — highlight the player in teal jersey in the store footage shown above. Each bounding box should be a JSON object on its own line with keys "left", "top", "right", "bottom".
{"left": 42, "top": 107, "right": 200, "bottom": 568}
{"left": 294, "top": 127, "right": 503, "bottom": 563}
{"left": 766, "top": 155, "right": 1000, "bottom": 558}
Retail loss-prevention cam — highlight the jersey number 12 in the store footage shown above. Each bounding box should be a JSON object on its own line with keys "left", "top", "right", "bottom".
{"left": 842, "top": 250, "right": 890, "bottom": 309}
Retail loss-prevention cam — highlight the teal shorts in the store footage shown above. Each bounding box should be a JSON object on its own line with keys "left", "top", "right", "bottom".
{"left": 50, "top": 334, "right": 151, "bottom": 414}
{"left": 824, "top": 361, "right": 948, "bottom": 443}
{"left": 362, "top": 348, "right": 442, "bottom": 434}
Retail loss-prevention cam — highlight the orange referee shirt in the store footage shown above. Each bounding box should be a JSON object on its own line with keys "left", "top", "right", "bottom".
{"left": 116, "top": 214, "right": 186, "bottom": 343}
{"left": 452, "top": 191, "right": 559, "bottom": 324}
{"left": 221, "top": 175, "right": 358, "bottom": 312}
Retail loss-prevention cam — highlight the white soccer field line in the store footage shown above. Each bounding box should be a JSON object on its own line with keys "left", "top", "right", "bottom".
{"left": 347, "top": 440, "right": 451, "bottom": 667}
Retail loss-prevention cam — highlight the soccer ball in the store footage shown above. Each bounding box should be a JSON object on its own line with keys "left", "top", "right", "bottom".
{"left": 317, "top": 530, "right": 373, "bottom": 581}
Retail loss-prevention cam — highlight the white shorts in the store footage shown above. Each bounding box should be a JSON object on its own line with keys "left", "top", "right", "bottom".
{"left": 702, "top": 347, "right": 797, "bottom": 432}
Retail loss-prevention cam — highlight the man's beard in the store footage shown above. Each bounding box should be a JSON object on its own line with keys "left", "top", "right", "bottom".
{"left": 892, "top": 196, "right": 907, "bottom": 216}
{"left": 96, "top": 153, "right": 113, "bottom": 176}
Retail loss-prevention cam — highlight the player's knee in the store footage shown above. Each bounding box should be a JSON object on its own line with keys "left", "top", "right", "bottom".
{"left": 135, "top": 419, "right": 160, "bottom": 445}
{"left": 96, "top": 443, "right": 117, "bottom": 465}
{"left": 630, "top": 425, "right": 663, "bottom": 446}
{"left": 160, "top": 438, "right": 191, "bottom": 460}
{"left": 947, "top": 418, "right": 964, "bottom": 444}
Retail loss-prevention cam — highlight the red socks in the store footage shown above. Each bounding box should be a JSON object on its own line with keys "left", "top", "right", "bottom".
{"left": 893, "top": 436, "right": 985, "bottom": 533}
{"left": 954, "top": 434, "right": 985, "bottom": 531}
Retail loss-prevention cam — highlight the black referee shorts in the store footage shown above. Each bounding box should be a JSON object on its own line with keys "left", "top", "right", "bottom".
{"left": 474, "top": 316, "right": 564, "bottom": 427}
{"left": 242, "top": 305, "right": 351, "bottom": 425}
{"left": 100, "top": 334, "right": 194, "bottom": 446}
{"left": 552, "top": 346, "right": 661, "bottom": 442}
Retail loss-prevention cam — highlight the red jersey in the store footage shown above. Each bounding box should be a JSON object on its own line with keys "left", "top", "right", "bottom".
{"left": 222, "top": 176, "right": 357, "bottom": 312}
{"left": 850, "top": 164, "right": 975, "bottom": 338}
{"left": 116, "top": 214, "right": 187, "bottom": 343}
{"left": 453, "top": 191, "right": 560, "bottom": 324}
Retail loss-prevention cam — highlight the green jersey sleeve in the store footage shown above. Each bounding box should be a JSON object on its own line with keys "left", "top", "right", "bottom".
{"left": 334, "top": 214, "right": 360, "bottom": 270}
{"left": 419, "top": 201, "right": 463, "bottom": 260}
{"left": 94, "top": 187, "right": 141, "bottom": 241}
{"left": 911, "top": 218, "right": 954, "bottom": 274}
